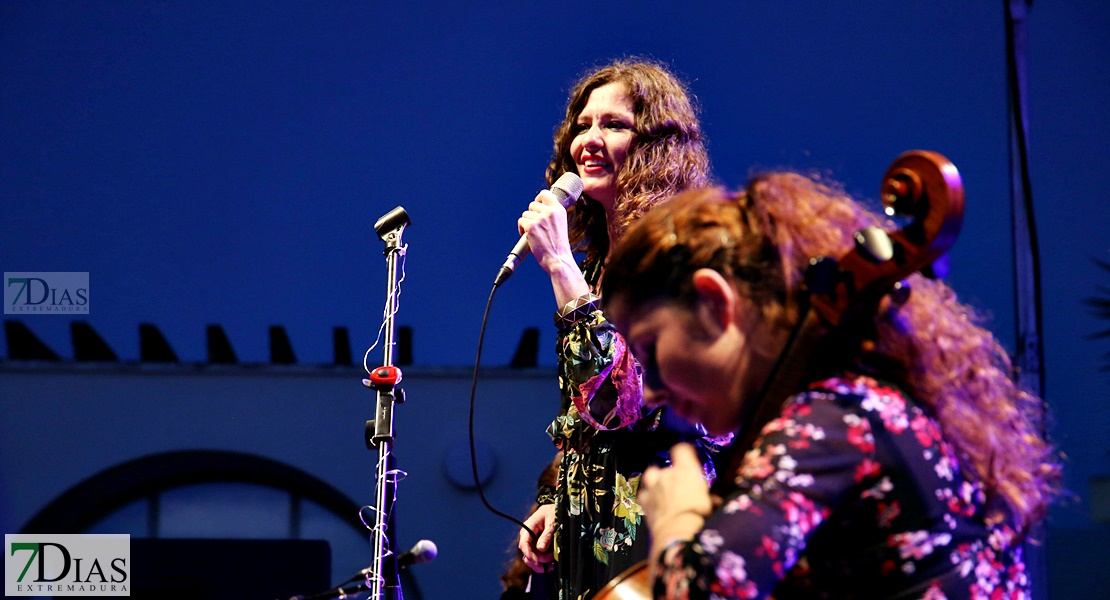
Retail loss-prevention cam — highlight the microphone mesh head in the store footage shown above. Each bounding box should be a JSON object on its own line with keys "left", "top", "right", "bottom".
{"left": 414, "top": 539, "right": 438, "bottom": 562}
{"left": 552, "top": 172, "right": 584, "bottom": 207}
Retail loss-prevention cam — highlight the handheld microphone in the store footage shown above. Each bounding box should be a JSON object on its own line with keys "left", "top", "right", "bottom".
{"left": 494, "top": 172, "right": 584, "bottom": 286}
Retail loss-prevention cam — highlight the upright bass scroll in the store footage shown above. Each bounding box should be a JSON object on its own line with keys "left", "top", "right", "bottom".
{"left": 808, "top": 150, "right": 964, "bottom": 336}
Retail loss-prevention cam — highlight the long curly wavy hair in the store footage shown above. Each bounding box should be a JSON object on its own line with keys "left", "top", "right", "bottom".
{"left": 546, "top": 58, "right": 710, "bottom": 273}
{"left": 602, "top": 174, "right": 1061, "bottom": 533}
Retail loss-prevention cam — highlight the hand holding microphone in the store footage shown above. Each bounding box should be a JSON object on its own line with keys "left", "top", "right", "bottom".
{"left": 494, "top": 172, "right": 584, "bottom": 286}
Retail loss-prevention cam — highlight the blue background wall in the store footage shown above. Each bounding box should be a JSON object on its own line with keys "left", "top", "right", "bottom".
{"left": 2, "top": 1, "right": 1108, "bottom": 597}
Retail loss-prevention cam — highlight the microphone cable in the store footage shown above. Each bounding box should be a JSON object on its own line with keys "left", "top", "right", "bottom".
{"left": 467, "top": 282, "right": 540, "bottom": 544}
{"left": 468, "top": 173, "right": 581, "bottom": 545}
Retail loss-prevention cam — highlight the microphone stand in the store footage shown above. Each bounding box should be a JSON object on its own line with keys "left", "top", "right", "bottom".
{"left": 364, "top": 206, "right": 411, "bottom": 600}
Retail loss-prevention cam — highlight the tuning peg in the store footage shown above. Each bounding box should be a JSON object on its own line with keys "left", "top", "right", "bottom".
{"left": 854, "top": 226, "right": 894, "bottom": 263}
{"left": 889, "top": 280, "right": 911, "bottom": 306}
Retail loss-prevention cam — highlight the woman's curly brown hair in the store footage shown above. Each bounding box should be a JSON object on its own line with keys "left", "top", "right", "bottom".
{"left": 603, "top": 174, "right": 1062, "bottom": 534}
{"left": 546, "top": 58, "right": 711, "bottom": 270}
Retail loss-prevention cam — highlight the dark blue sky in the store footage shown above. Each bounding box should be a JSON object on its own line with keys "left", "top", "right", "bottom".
{"left": 2, "top": 2, "right": 1107, "bottom": 527}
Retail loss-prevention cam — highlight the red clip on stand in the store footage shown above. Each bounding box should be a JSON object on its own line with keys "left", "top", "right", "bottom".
{"left": 367, "top": 366, "right": 403, "bottom": 388}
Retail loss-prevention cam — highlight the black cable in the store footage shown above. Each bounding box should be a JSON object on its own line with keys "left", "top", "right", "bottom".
{"left": 1003, "top": 0, "right": 1047, "bottom": 404}
{"left": 468, "top": 283, "right": 540, "bottom": 543}
{"left": 1003, "top": 5, "right": 1050, "bottom": 599}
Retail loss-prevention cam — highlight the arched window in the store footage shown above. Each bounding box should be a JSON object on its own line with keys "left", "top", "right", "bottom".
{"left": 22, "top": 449, "right": 423, "bottom": 600}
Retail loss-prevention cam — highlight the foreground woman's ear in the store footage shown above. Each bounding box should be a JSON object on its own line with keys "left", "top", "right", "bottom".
{"left": 691, "top": 268, "right": 735, "bottom": 334}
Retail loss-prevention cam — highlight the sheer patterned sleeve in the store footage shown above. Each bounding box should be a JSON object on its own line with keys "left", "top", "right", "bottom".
{"left": 654, "top": 390, "right": 874, "bottom": 600}
{"left": 556, "top": 309, "right": 644, "bottom": 431}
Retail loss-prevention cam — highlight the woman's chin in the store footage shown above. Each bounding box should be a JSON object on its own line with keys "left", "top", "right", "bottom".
{"left": 582, "top": 182, "right": 618, "bottom": 208}
{"left": 703, "top": 423, "right": 731, "bottom": 438}
{"left": 700, "top": 413, "right": 741, "bottom": 438}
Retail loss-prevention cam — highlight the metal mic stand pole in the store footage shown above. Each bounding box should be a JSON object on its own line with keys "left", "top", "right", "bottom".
{"left": 365, "top": 206, "right": 411, "bottom": 600}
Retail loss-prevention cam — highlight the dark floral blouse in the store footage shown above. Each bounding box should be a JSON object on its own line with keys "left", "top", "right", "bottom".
{"left": 656, "top": 374, "right": 1028, "bottom": 600}
{"left": 542, "top": 307, "right": 718, "bottom": 600}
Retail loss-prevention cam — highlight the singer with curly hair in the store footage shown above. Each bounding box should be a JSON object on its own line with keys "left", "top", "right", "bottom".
{"left": 514, "top": 57, "right": 720, "bottom": 599}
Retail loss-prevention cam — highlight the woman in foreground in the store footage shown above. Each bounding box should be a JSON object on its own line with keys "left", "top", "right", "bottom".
{"left": 601, "top": 175, "right": 1060, "bottom": 599}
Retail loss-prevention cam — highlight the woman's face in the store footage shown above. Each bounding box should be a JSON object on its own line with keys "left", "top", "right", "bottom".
{"left": 611, "top": 270, "right": 782, "bottom": 437}
{"left": 569, "top": 81, "right": 636, "bottom": 213}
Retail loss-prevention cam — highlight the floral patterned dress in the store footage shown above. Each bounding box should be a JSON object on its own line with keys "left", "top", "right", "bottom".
{"left": 655, "top": 374, "right": 1029, "bottom": 600}
{"left": 541, "top": 297, "right": 717, "bottom": 600}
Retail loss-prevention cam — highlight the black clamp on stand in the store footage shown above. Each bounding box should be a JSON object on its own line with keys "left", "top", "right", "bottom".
{"left": 362, "top": 206, "right": 411, "bottom": 600}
